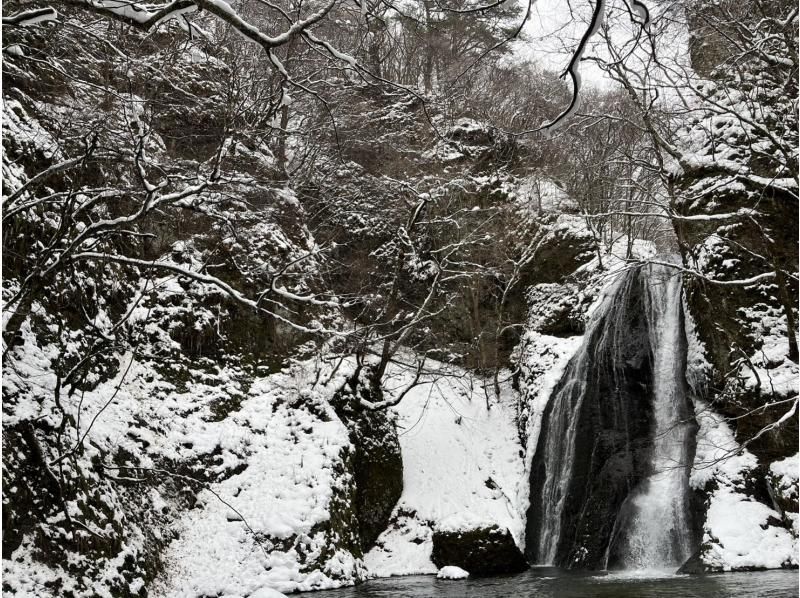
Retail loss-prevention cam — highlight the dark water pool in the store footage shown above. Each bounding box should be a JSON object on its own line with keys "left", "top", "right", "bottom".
{"left": 315, "top": 568, "right": 799, "bottom": 598}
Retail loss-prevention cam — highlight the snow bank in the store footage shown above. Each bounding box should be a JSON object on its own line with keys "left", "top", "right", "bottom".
{"left": 156, "top": 374, "right": 363, "bottom": 596}
{"left": 703, "top": 485, "right": 797, "bottom": 570}
{"left": 770, "top": 455, "right": 799, "bottom": 499}
{"left": 365, "top": 358, "right": 525, "bottom": 576}
{"left": 249, "top": 589, "right": 289, "bottom": 598}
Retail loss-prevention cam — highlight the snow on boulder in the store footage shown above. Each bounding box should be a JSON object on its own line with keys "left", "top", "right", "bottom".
{"left": 437, "top": 566, "right": 469, "bottom": 580}
{"left": 768, "top": 454, "right": 799, "bottom": 515}
{"left": 703, "top": 485, "right": 796, "bottom": 570}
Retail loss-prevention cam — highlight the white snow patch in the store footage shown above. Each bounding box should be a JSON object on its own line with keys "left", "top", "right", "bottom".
{"left": 157, "top": 369, "right": 364, "bottom": 597}
{"left": 437, "top": 565, "right": 469, "bottom": 579}
{"left": 703, "top": 485, "right": 797, "bottom": 570}
{"left": 364, "top": 514, "right": 437, "bottom": 576}
{"left": 249, "top": 588, "right": 289, "bottom": 598}
{"left": 770, "top": 454, "right": 799, "bottom": 493}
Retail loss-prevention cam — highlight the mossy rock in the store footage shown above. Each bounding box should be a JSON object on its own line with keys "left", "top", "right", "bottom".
{"left": 331, "top": 372, "right": 403, "bottom": 552}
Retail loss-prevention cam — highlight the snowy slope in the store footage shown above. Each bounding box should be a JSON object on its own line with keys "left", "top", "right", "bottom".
{"left": 155, "top": 372, "right": 365, "bottom": 597}
{"left": 3, "top": 306, "right": 367, "bottom": 596}
{"left": 365, "top": 359, "right": 526, "bottom": 576}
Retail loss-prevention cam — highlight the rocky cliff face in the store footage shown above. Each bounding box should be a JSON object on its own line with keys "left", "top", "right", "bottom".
{"left": 666, "top": 1, "right": 799, "bottom": 570}
{"left": 675, "top": 0, "right": 798, "bottom": 462}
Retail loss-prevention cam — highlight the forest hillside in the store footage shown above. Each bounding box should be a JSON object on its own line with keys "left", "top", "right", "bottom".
{"left": 2, "top": 0, "right": 797, "bottom": 596}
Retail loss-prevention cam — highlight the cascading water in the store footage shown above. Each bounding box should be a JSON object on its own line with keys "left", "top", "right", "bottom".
{"left": 530, "top": 271, "right": 638, "bottom": 566}
{"left": 525, "top": 261, "right": 697, "bottom": 571}
{"left": 607, "top": 264, "right": 695, "bottom": 570}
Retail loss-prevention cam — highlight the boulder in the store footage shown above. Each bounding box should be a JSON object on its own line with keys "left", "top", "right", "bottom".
{"left": 430, "top": 526, "right": 528, "bottom": 576}
{"left": 767, "top": 457, "right": 799, "bottom": 515}
{"left": 678, "top": 548, "right": 715, "bottom": 574}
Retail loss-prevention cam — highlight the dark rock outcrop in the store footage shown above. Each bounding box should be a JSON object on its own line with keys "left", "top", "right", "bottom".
{"left": 525, "top": 282, "right": 592, "bottom": 337}
{"left": 431, "top": 526, "right": 528, "bottom": 576}
{"left": 331, "top": 371, "right": 404, "bottom": 552}
{"left": 678, "top": 549, "right": 714, "bottom": 574}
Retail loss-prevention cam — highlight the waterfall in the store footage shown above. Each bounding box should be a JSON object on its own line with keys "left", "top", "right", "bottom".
{"left": 530, "top": 271, "right": 637, "bottom": 565}
{"left": 525, "top": 261, "right": 696, "bottom": 570}
{"left": 606, "top": 263, "right": 695, "bottom": 569}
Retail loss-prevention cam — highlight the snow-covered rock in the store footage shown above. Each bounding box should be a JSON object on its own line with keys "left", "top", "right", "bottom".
{"left": 437, "top": 566, "right": 469, "bottom": 580}
{"left": 769, "top": 455, "right": 799, "bottom": 515}
{"left": 683, "top": 401, "right": 798, "bottom": 572}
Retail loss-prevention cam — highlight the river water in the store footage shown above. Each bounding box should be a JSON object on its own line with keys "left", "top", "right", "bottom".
{"left": 314, "top": 568, "right": 799, "bottom": 598}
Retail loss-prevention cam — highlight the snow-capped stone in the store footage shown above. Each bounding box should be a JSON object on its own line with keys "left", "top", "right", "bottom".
{"left": 437, "top": 566, "right": 469, "bottom": 580}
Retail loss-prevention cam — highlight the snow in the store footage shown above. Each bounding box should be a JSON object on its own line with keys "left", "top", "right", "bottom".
{"left": 365, "top": 513, "right": 438, "bottom": 576}
{"left": 8, "top": 7, "right": 57, "bottom": 26}
{"left": 156, "top": 368, "right": 365, "bottom": 597}
{"left": 515, "top": 177, "right": 577, "bottom": 212}
{"left": 437, "top": 566, "right": 469, "bottom": 579}
{"left": 516, "top": 333, "right": 583, "bottom": 450}
{"left": 770, "top": 455, "right": 799, "bottom": 495}
{"left": 365, "top": 358, "right": 526, "bottom": 576}
{"left": 691, "top": 400, "right": 797, "bottom": 570}
{"left": 249, "top": 589, "right": 289, "bottom": 598}
{"left": 683, "top": 296, "right": 712, "bottom": 396}
{"left": 573, "top": 235, "right": 658, "bottom": 279}
{"left": 736, "top": 312, "right": 799, "bottom": 399}
{"left": 690, "top": 399, "right": 756, "bottom": 489}
{"left": 5, "top": 44, "right": 25, "bottom": 57}
{"left": 704, "top": 485, "right": 797, "bottom": 570}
